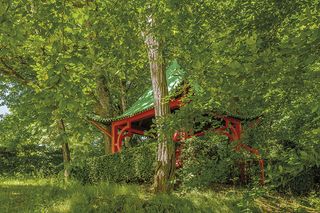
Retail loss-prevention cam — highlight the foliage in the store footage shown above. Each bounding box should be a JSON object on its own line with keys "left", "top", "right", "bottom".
{"left": 178, "top": 136, "right": 232, "bottom": 188}
{"left": 0, "top": 0, "right": 151, "bottom": 157}
{"left": 180, "top": 0, "right": 320, "bottom": 194}
{"left": 0, "top": 144, "right": 62, "bottom": 177}
{"left": 177, "top": 135, "right": 262, "bottom": 189}
{"left": 280, "top": 166, "right": 320, "bottom": 195}
{"left": 72, "top": 141, "right": 157, "bottom": 184}
{"left": 250, "top": 122, "right": 320, "bottom": 194}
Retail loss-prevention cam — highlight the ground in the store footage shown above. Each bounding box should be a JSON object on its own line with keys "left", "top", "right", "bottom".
{"left": 0, "top": 178, "right": 319, "bottom": 213}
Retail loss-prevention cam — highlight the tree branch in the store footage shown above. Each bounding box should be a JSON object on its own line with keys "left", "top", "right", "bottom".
{"left": 0, "top": 59, "right": 32, "bottom": 86}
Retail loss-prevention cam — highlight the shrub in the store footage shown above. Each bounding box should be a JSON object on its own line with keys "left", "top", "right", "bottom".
{"left": 72, "top": 141, "right": 157, "bottom": 184}
{"left": 177, "top": 135, "right": 237, "bottom": 188}
{"left": 177, "top": 134, "right": 262, "bottom": 188}
{"left": 283, "top": 166, "right": 320, "bottom": 195}
{"left": 267, "top": 149, "right": 320, "bottom": 195}
{"left": 0, "top": 145, "right": 62, "bottom": 177}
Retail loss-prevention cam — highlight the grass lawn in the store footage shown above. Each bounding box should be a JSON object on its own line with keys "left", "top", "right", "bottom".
{"left": 0, "top": 177, "right": 319, "bottom": 213}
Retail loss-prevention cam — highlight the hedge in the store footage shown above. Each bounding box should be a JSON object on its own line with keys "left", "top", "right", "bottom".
{"left": 73, "top": 137, "right": 247, "bottom": 186}
{"left": 0, "top": 145, "right": 63, "bottom": 177}
{"left": 72, "top": 142, "right": 157, "bottom": 184}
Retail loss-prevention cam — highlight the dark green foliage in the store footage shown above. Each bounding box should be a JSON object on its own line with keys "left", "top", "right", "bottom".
{"left": 250, "top": 119, "right": 320, "bottom": 195}
{"left": 72, "top": 141, "right": 157, "bottom": 184}
{"left": 178, "top": 135, "right": 243, "bottom": 188}
{"left": 282, "top": 167, "right": 320, "bottom": 195}
{"left": 267, "top": 151, "right": 320, "bottom": 195}
{"left": 0, "top": 145, "right": 62, "bottom": 177}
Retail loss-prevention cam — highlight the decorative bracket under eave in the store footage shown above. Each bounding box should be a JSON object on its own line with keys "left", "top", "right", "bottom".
{"left": 89, "top": 120, "right": 112, "bottom": 138}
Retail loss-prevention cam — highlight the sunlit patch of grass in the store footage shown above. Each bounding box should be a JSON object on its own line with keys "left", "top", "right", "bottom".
{"left": 0, "top": 177, "right": 49, "bottom": 186}
{"left": 49, "top": 200, "right": 72, "bottom": 213}
{"left": 179, "top": 190, "right": 232, "bottom": 212}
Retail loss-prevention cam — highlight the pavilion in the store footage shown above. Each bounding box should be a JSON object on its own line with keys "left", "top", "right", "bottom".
{"left": 89, "top": 60, "right": 265, "bottom": 184}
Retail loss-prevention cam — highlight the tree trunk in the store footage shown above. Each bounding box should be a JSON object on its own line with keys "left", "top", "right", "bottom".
{"left": 61, "top": 142, "right": 71, "bottom": 181}
{"left": 145, "top": 29, "right": 175, "bottom": 193}
{"left": 120, "top": 80, "right": 127, "bottom": 112}
{"left": 120, "top": 79, "right": 131, "bottom": 147}
{"left": 96, "top": 74, "right": 113, "bottom": 154}
{"left": 58, "top": 119, "right": 71, "bottom": 182}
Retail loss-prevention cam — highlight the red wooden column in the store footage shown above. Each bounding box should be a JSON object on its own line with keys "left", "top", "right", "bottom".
{"left": 111, "top": 124, "right": 119, "bottom": 153}
{"left": 117, "top": 122, "right": 131, "bottom": 151}
{"left": 224, "top": 117, "right": 264, "bottom": 185}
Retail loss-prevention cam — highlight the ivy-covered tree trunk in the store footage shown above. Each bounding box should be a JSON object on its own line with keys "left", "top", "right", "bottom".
{"left": 145, "top": 30, "right": 175, "bottom": 193}
{"left": 58, "top": 119, "right": 71, "bottom": 182}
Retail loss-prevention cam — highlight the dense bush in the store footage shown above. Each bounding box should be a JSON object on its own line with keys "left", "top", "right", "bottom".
{"left": 72, "top": 141, "right": 157, "bottom": 184}
{"left": 0, "top": 145, "right": 63, "bottom": 177}
{"left": 178, "top": 135, "right": 235, "bottom": 188}
{"left": 177, "top": 134, "right": 262, "bottom": 188}
{"left": 247, "top": 122, "right": 320, "bottom": 195}
{"left": 74, "top": 134, "right": 264, "bottom": 187}
{"left": 265, "top": 140, "right": 320, "bottom": 195}
{"left": 282, "top": 166, "right": 320, "bottom": 195}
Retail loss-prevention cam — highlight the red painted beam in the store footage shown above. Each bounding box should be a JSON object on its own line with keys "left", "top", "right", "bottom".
{"left": 89, "top": 120, "right": 112, "bottom": 138}
{"left": 111, "top": 99, "right": 182, "bottom": 153}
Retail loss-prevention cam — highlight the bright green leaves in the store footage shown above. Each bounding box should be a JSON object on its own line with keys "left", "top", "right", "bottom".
{"left": 228, "top": 60, "right": 242, "bottom": 76}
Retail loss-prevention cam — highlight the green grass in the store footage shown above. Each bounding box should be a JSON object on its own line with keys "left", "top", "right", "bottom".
{"left": 0, "top": 177, "right": 319, "bottom": 213}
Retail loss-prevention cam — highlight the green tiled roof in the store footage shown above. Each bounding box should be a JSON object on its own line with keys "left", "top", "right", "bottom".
{"left": 89, "top": 60, "right": 185, "bottom": 124}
